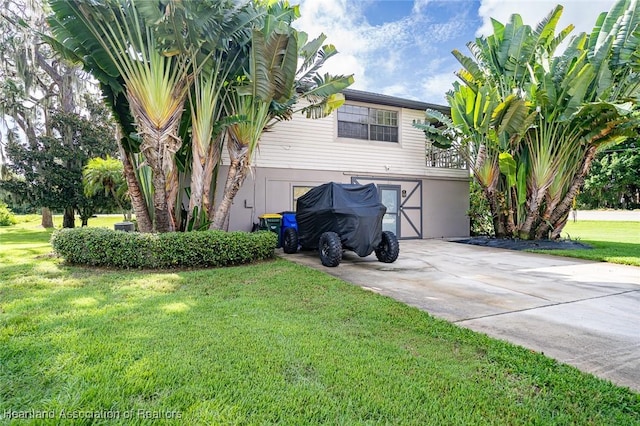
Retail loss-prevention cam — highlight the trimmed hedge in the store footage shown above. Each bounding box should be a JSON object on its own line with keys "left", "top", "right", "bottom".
{"left": 51, "top": 228, "right": 278, "bottom": 269}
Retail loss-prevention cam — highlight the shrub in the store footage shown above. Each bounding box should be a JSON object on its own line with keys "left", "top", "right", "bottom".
{"left": 0, "top": 202, "right": 17, "bottom": 226}
{"left": 51, "top": 228, "right": 277, "bottom": 269}
{"left": 468, "top": 180, "right": 494, "bottom": 236}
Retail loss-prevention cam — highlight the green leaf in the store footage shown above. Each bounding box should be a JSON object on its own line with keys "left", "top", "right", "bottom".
{"left": 516, "top": 161, "right": 527, "bottom": 206}
{"left": 499, "top": 152, "right": 517, "bottom": 187}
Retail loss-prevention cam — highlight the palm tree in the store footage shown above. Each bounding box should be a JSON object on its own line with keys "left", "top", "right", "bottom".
{"left": 47, "top": 0, "right": 353, "bottom": 232}
{"left": 415, "top": 2, "right": 639, "bottom": 239}
{"left": 47, "top": 0, "right": 189, "bottom": 232}
{"left": 83, "top": 155, "right": 129, "bottom": 219}
{"left": 210, "top": 4, "right": 354, "bottom": 229}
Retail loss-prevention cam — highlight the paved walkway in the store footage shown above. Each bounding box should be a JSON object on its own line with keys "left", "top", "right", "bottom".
{"left": 571, "top": 209, "right": 640, "bottom": 221}
{"left": 281, "top": 240, "right": 640, "bottom": 392}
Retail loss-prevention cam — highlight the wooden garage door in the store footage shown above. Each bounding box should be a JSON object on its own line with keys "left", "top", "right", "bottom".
{"left": 351, "top": 177, "right": 422, "bottom": 239}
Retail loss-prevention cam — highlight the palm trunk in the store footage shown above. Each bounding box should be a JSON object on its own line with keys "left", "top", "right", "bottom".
{"left": 204, "top": 142, "right": 220, "bottom": 220}
{"left": 535, "top": 146, "right": 598, "bottom": 239}
{"left": 517, "top": 186, "right": 544, "bottom": 240}
{"left": 150, "top": 167, "right": 173, "bottom": 232}
{"left": 548, "top": 146, "right": 598, "bottom": 227}
{"left": 485, "top": 188, "right": 506, "bottom": 238}
{"left": 41, "top": 207, "right": 54, "bottom": 228}
{"left": 187, "top": 144, "right": 205, "bottom": 230}
{"left": 109, "top": 188, "right": 125, "bottom": 219}
{"left": 505, "top": 187, "right": 517, "bottom": 237}
{"left": 166, "top": 168, "right": 180, "bottom": 231}
{"left": 119, "top": 146, "right": 153, "bottom": 232}
{"left": 135, "top": 128, "right": 179, "bottom": 233}
{"left": 551, "top": 212, "right": 569, "bottom": 239}
{"left": 128, "top": 86, "right": 184, "bottom": 233}
{"left": 210, "top": 158, "right": 248, "bottom": 230}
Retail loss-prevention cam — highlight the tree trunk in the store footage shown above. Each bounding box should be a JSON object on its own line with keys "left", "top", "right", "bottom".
{"left": 535, "top": 146, "right": 598, "bottom": 239}
{"left": 109, "top": 186, "right": 125, "bottom": 219}
{"left": 41, "top": 207, "right": 54, "bottom": 228}
{"left": 166, "top": 168, "right": 180, "bottom": 231}
{"left": 210, "top": 159, "right": 247, "bottom": 230}
{"left": 62, "top": 207, "right": 75, "bottom": 228}
{"left": 551, "top": 212, "right": 569, "bottom": 239}
{"left": 485, "top": 188, "right": 507, "bottom": 238}
{"left": 128, "top": 85, "right": 184, "bottom": 233}
{"left": 204, "top": 143, "right": 220, "bottom": 221}
{"left": 151, "top": 167, "right": 173, "bottom": 232}
{"left": 188, "top": 135, "right": 222, "bottom": 231}
{"left": 505, "top": 187, "right": 517, "bottom": 238}
{"left": 119, "top": 146, "right": 153, "bottom": 233}
{"left": 136, "top": 130, "right": 179, "bottom": 233}
{"left": 517, "top": 186, "right": 544, "bottom": 240}
{"left": 186, "top": 151, "right": 205, "bottom": 230}
{"left": 548, "top": 146, "right": 598, "bottom": 227}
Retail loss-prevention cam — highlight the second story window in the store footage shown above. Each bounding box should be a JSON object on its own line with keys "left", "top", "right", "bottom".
{"left": 337, "top": 105, "right": 398, "bottom": 142}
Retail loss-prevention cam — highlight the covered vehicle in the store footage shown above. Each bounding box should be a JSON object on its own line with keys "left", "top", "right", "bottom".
{"left": 282, "top": 182, "right": 399, "bottom": 267}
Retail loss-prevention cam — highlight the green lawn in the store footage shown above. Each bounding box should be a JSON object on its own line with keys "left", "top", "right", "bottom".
{"left": 532, "top": 220, "right": 640, "bottom": 266}
{"left": 1, "top": 217, "right": 639, "bottom": 424}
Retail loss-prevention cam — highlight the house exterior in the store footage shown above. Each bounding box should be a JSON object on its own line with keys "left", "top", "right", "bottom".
{"left": 217, "top": 89, "right": 470, "bottom": 239}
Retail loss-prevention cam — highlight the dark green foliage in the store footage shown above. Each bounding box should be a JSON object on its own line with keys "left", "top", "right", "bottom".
{"left": 468, "top": 180, "right": 494, "bottom": 236}
{"left": 578, "top": 140, "right": 640, "bottom": 209}
{"left": 51, "top": 228, "right": 277, "bottom": 269}
{"left": 2, "top": 106, "right": 117, "bottom": 227}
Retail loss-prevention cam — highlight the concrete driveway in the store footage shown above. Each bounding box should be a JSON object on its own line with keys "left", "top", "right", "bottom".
{"left": 281, "top": 240, "right": 640, "bottom": 392}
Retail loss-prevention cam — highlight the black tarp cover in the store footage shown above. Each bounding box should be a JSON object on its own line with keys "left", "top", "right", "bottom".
{"left": 296, "top": 182, "right": 386, "bottom": 257}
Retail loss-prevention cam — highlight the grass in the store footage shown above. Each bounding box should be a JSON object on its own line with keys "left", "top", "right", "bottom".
{"left": 532, "top": 220, "right": 640, "bottom": 266}
{"left": 1, "top": 217, "right": 639, "bottom": 424}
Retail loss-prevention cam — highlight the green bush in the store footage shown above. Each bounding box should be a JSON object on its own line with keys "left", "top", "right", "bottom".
{"left": 468, "top": 180, "right": 494, "bottom": 236}
{"left": 0, "top": 202, "right": 17, "bottom": 226}
{"left": 51, "top": 228, "right": 277, "bottom": 269}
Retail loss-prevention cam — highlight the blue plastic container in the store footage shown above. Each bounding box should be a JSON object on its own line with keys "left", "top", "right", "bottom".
{"left": 280, "top": 211, "right": 298, "bottom": 244}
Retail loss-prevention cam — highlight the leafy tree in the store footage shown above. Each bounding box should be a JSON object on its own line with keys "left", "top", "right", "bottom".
{"left": 468, "top": 180, "right": 494, "bottom": 236}
{"left": 4, "top": 107, "right": 118, "bottom": 227}
{"left": 0, "top": 0, "right": 105, "bottom": 227}
{"left": 415, "top": 2, "right": 640, "bottom": 239}
{"left": 83, "top": 155, "right": 130, "bottom": 219}
{"left": 578, "top": 140, "right": 640, "bottom": 209}
{"left": 0, "top": 201, "right": 17, "bottom": 226}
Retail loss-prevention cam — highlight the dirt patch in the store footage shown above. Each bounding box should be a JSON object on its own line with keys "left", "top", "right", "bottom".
{"left": 454, "top": 237, "right": 592, "bottom": 251}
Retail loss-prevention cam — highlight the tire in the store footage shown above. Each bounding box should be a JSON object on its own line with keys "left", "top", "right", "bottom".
{"left": 375, "top": 231, "right": 399, "bottom": 263}
{"left": 282, "top": 227, "right": 299, "bottom": 254}
{"left": 319, "top": 232, "right": 342, "bottom": 267}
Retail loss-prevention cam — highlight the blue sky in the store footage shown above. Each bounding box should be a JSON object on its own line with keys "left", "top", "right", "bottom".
{"left": 293, "top": 0, "right": 618, "bottom": 105}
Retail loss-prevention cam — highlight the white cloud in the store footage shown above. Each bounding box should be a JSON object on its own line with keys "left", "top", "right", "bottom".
{"left": 292, "top": 0, "right": 620, "bottom": 105}
{"left": 294, "top": 0, "right": 465, "bottom": 94}
{"left": 420, "top": 70, "right": 459, "bottom": 104}
{"left": 381, "top": 83, "right": 412, "bottom": 97}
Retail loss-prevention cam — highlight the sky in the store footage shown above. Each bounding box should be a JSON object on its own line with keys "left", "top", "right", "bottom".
{"left": 293, "top": 0, "right": 618, "bottom": 105}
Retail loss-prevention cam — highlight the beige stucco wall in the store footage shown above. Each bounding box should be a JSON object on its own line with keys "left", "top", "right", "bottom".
{"left": 215, "top": 166, "right": 470, "bottom": 239}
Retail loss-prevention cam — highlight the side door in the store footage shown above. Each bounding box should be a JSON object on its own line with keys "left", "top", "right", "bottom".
{"left": 378, "top": 185, "right": 401, "bottom": 236}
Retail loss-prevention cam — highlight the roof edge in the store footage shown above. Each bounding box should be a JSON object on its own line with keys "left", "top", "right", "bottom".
{"left": 342, "top": 89, "right": 450, "bottom": 115}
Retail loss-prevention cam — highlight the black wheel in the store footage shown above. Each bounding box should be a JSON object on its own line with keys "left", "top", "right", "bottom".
{"left": 319, "top": 232, "right": 342, "bottom": 267}
{"left": 375, "top": 231, "right": 399, "bottom": 263}
{"left": 282, "top": 227, "right": 299, "bottom": 254}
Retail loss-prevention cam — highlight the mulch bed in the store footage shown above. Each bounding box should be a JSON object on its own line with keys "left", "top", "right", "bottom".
{"left": 454, "top": 236, "right": 592, "bottom": 251}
